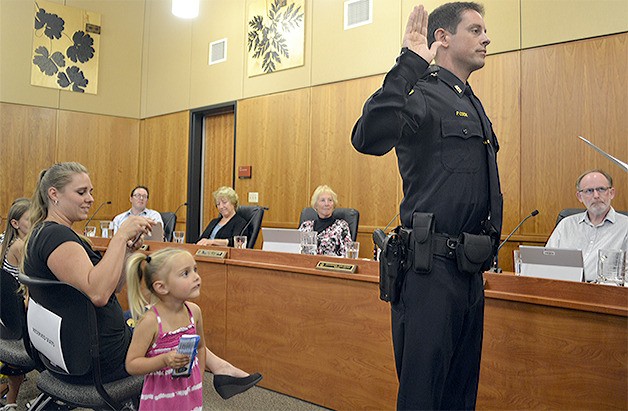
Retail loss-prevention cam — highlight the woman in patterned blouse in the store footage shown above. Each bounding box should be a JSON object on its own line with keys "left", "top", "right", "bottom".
{"left": 299, "top": 185, "right": 352, "bottom": 256}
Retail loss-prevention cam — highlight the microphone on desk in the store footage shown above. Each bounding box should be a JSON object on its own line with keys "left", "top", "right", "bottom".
{"left": 239, "top": 206, "right": 269, "bottom": 237}
{"left": 84, "top": 201, "right": 111, "bottom": 233}
{"left": 489, "top": 209, "right": 539, "bottom": 272}
{"left": 373, "top": 213, "right": 400, "bottom": 259}
{"left": 163, "top": 202, "right": 188, "bottom": 240}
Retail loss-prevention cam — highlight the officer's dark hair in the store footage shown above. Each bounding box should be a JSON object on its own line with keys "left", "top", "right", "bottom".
{"left": 575, "top": 169, "right": 613, "bottom": 190}
{"left": 427, "top": 2, "right": 485, "bottom": 47}
{"left": 130, "top": 185, "right": 150, "bottom": 199}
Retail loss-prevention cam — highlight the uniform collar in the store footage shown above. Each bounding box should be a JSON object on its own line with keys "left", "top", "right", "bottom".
{"left": 426, "top": 65, "right": 469, "bottom": 98}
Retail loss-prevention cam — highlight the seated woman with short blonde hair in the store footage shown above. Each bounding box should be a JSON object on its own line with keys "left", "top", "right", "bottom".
{"left": 299, "top": 185, "right": 352, "bottom": 257}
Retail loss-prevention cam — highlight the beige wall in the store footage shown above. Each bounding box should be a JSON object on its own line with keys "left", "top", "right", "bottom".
{"left": 0, "top": 0, "right": 144, "bottom": 118}
{"left": 1, "top": 0, "right": 626, "bottom": 119}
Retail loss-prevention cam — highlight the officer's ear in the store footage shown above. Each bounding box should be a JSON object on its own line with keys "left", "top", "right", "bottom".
{"left": 434, "top": 28, "right": 448, "bottom": 47}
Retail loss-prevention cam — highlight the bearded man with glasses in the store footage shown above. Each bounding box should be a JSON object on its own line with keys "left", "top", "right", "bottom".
{"left": 546, "top": 169, "right": 628, "bottom": 282}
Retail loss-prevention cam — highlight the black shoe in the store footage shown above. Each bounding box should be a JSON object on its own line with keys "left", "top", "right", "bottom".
{"left": 213, "top": 373, "right": 263, "bottom": 400}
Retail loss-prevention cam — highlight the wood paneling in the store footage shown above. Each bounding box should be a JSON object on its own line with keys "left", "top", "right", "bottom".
{"left": 310, "top": 76, "right": 402, "bottom": 233}
{"left": 235, "top": 89, "right": 312, "bottom": 226}
{"left": 138, "top": 111, "right": 189, "bottom": 231}
{"left": 0, "top": 103, "right": 57, "bottom": 216}
{"left": 201, "top": 112, "right": 235, "bottom": 230}
{"left": 56, "top": 110, "right": 140, "bottom": 221}
{"left": 521, "top": 33, "right": 628, "bottom": 238}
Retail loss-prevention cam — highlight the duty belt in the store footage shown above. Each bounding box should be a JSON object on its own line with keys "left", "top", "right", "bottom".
{"left": 432, "top": 233, "right": 459, "bottom": 260}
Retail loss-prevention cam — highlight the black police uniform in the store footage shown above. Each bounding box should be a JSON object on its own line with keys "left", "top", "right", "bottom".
{"left": 351, "top": 48, "right": 503, "bottom": 410}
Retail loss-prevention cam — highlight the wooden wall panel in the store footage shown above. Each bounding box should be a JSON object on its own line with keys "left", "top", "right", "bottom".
{"left": 56, "top": 111, "right": 140, "bottom": 221}
{"left": 235, "top": 89, "right": 312, "bottom": 227}
{"left": 471, "top": 52, "right": 522, "bottom": 235}
{"left": 521, "top": 33, "right": 628, "bottom": 238}
{"left": 0, "top": 103, "right": 57, "bottom": 217}
{"left": 201, "top": 113, "right": 235, "bottom": 231}
{"left": 138, "top": 111, "right": 189, "bottom": 232}
{"left": 310, "top": 76, "right": 402, "bottom": 235}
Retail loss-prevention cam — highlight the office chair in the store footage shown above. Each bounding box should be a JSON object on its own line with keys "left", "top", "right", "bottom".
{"left": 237, "top": 205, "right": 265, "bottom": 248}
{"left": 0, "top": 269, "right": 38, "bottom": 376}
{"left": 18, "top": 273, "right": 144, "bottom": 411}
{"left": 160, "top": 211, "right": 177, "bottom": 242}
{"left": 555, "top": 208, "right": 628, "bottom": 227}
{"left": 299, "top": 207, "right": 360, "bottom": 241}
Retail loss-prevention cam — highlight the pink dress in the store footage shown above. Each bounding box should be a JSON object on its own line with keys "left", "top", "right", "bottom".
{"left": 139, "top": 303, "right": 203, "bottom": 411}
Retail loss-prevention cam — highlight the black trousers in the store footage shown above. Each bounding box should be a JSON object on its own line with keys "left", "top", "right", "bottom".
{"left": 392, "top": 255, "right": 484, "bottom": 410}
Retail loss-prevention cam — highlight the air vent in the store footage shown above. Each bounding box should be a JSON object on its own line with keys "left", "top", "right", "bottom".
{"left": 344, "top": 0, "right": 372, "bottom": 30}
{"left": 209, "top": 38, "right": 227, "bottom": 65}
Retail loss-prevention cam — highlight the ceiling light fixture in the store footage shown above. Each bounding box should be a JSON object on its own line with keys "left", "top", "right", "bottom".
{"left": 172, "top": 0, "right": 199, "bottom": 19}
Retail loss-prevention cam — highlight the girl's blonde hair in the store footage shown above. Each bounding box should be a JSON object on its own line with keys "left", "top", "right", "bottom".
{"left": 126, "top": 248, "right": 192, "bottom": 320}
{"left": 1, "top": 198, "right": 30, "bottom": 261}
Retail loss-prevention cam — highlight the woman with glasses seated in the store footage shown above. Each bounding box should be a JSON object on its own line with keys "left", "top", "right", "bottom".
{"left": 197, "top": 187, "right": 247, "bottom": 248}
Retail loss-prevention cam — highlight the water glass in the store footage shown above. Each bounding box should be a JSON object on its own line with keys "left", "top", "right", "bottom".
{"left": 300, "top": 231, "right": 317, "bottom": 255}
{"left": 85, "top": 226, "right": 97, "bottom": 237}
{"left": 346, "top": 241, "right": 360, "bottom": 259}
{"left": 234, "top": 235, "right": 247, "bottom": 249}
{"left": 100, "top": 221, "right": 112, "bottom": 238}
{"left": 172, "top": 231, "right": 185, "bottom": 244}
{"left": 513, "top": 249, "right": 522, "bottom": 275}
{"left": 597, "top": 249, "right": 626, "bottom": 286}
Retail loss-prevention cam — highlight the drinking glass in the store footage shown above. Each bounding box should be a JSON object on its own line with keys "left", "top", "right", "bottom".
{"left": 172, "top": 231, "right": 185, "bottom": 244}
{"left": 513, "top": 249, "right": 522, "bottom": 275}
{"left": 346, "top": 241, "right": 360, "bottom": 259}
{"left": 596, "top": 249, "right": 626, "bottom": 286}
{"left": 85, "top": 226, "right": 97, "bottom": 237}
{"left": 300, "top": 231, "right": 317, "bottom": 255}
{"left": 100, "top": 221, "right": 112, "bottom": 238}
{"left": 234, "top": 235, "right": 247, "bottom": 249}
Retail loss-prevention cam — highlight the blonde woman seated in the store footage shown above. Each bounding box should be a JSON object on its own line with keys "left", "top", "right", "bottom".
{"left": 299, "top": 185, "right": 352, "bottom": 257}
{"left": 197, "top": 187, "right": 247, "bottom": 247}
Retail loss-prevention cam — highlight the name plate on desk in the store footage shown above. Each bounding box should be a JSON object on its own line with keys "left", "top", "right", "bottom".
{"left": 316, "top": 261, "right": 357, "bottom": 274}
{"left": 195, "top": 249, "right": 227, "bottom": 259}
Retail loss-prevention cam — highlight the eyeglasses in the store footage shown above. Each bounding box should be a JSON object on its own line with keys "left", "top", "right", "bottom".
{"left": 132, "top": 194, "right": 148, "bottom": 200}
{"left": 578, "top": 186, "right": 611, "bottom": 196}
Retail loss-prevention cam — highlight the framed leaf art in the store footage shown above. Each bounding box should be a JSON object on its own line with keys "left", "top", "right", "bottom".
{"left": 247, "top": 0, "right": 305, "bottom": 77}
{"left": 31, "top": 0, "right": 101, "bottom": 94}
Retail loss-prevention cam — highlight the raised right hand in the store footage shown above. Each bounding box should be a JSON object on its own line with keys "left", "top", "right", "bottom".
{"left": 403, "top": 5, "right": 442, "bottom": 62}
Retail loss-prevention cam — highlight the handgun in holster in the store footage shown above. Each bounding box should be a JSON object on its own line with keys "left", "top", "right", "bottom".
{"left": 374, "top": 227, "right": 406, "bottom": 303}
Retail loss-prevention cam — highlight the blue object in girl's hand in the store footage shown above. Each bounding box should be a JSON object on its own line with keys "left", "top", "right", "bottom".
{"left": 172, "top": 334, "right": 200, "bottom": 378}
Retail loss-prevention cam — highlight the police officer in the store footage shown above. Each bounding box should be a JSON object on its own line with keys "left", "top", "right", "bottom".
{"left": 351, "top": 3, "right": 503, "bottom": 410}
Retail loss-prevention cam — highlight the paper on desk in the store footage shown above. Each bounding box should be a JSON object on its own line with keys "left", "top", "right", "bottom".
{"left": 578, "top": 136, "right": 628, "bottom": 172}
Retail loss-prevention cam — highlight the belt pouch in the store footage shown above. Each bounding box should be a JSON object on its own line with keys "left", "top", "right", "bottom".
{"left": 411, "top": 212, "right": 434, "bottom": 273}
{"left": 455, "top": 233, "right": 493, "bottom": 274}
{"left": 378, "top": 233, "right": 404, "bottom": 303}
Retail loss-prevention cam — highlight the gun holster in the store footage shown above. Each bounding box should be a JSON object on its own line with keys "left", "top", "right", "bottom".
{"left": 375, "top": 228, "right": 405, "bottom": 303}
{"left": 455, "top": 232, "right": 494, "bottom": 274}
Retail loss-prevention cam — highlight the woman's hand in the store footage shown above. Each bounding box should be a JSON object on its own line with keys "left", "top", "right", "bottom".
{"left": 116, "top": 216, "right": 156, "bottom": 250}
{"left": 196, "top": 238, "right": 227, "bottom": 247}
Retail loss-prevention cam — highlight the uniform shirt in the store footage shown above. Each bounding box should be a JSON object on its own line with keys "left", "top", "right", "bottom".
{"left": 351, "top": 48, "right": 502, "bottom": 237}
{"left": 546, "top": 208, "right": 628, "bottom": 282}
{"left": 112, "top": 208, "right": 163, "bottom": 234}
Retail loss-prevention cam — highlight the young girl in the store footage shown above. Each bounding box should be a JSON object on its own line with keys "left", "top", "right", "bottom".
{"left": 125, "top": 248, "right": 206, "bottom": 411}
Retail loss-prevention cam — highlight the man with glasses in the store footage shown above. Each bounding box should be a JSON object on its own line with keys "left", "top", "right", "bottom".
{"left": 112, "top": 185, "right": 163, "bottom": 234}
{"left": 547, "top": 169, "right": 628, "bottom": 282}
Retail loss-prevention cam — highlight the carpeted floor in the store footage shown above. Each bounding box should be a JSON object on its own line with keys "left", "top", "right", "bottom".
{"left": 3, "top": 371, "right": 329, "bottom": 411}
